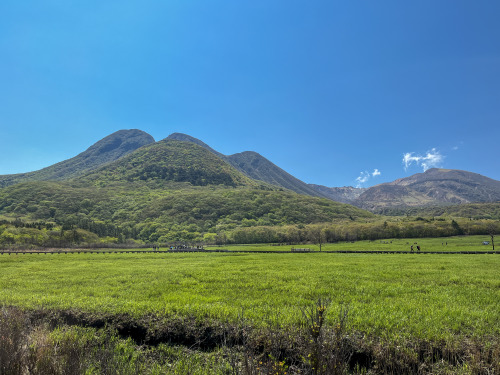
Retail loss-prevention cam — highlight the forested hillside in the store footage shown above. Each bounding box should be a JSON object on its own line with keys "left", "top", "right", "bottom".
{"left": 0, "top": 138, "right": 375, "bottom": 247}
{"left": 167, "top": 132, "right": 327, "bottom": 197}
{"left": 78, "top": 139, "right": 257, "bottom": 188}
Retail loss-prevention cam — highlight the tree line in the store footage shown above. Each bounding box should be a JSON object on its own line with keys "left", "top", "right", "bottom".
{"left": 1, "top": 216, "right": 498, "bottom": 249}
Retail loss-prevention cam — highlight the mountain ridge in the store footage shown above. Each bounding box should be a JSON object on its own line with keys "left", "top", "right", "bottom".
{"left": 167, "top": 133, "right": 328, "bottom": 198}
{"left": 353, "top": 168, "right": 500, "bottom": 212}
{"left": 0, "top": 129, "right": 155, "bottom": 188}
{"left": 1, "top": 130, "right": 499, "bottom": 212}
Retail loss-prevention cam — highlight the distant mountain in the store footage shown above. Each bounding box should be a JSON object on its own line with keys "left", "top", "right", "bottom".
{"left": 167, "top": 133, "right": 327, "bottom": 198}
{"left": 354, "top": 168, "right": 500, "bottom": 212}
{"left": 0, "top": 129, "right": 155, "bottom": 188}
{"left": 308, "top": 185, "right": 366, "bottom": 203}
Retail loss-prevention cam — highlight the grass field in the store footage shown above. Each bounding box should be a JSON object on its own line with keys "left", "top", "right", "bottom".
{"left": 0, "top": 251, "right": 498, "bottom": 341}
{"left": 205, "top": 235, "right": 496, "bottom": 252}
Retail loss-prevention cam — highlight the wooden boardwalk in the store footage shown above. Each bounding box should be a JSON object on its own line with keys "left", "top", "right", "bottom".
{"left": 0, "top": 250, "right": 498, "bottom": 255}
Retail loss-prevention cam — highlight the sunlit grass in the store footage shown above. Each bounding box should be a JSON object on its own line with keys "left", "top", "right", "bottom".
{"left": 0, "top": 251, "right": 498, "bottom": 341}
{"left": 206, "top": 235, "right": 496, "bottom": 252}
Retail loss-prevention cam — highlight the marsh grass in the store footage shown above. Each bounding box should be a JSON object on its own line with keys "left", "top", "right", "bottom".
{"left": 0, "top": 252, "right": 498, "bottom": 340}
{"left": 206, "top": 235, "right": 497, "bottom": 252}
{"left": 0, "top": 250, "right": 499, "bottom": 373}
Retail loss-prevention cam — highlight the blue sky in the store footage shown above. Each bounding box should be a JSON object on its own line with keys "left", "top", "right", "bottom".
{"left": 1, "top": 1, "right": 499, "bottom": 187}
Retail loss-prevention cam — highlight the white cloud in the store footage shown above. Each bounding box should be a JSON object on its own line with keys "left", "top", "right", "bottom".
{"left": 403, "top": 148, "right": 444, "bottom": 172}
{"left": 356, "top": 169, "right": 381, "bottom": 187}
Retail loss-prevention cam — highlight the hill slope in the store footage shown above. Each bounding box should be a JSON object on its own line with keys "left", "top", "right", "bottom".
{"left": 226, "top": 151, "right": 327, "bottom": 197}
{"left": 354, "top": 168, "right": 500, "bottom": 212}
{"left": 78, "top": 139, "right": 256, "bottom": 188}
{"left": 167, "top": 133, "right": 327, "bottom": 197}
{"left": 0, "top": 129, "right": 155, "bottom": 188}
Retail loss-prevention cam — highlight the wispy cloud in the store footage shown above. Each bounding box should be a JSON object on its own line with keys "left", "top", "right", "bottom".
{"left": 356, "top": 169, "right": 381, "bottom": 187}
{"left": 403, "top": 148, "right": 444, "bottom": 172}
{"left": 452, "top": 141, "right": 463, "bottom": 151}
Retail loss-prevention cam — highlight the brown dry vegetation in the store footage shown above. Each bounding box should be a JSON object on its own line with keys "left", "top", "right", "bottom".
{"left": 1, "top": 303, "right": 499, "bottom": 375}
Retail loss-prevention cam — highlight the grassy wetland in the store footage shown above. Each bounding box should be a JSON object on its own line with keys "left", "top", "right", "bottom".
{"left": 1, "top": 249, "right": 499, "bottom": 374}
{"left": 206, "top": 235, "right": 497, "bottom": 253}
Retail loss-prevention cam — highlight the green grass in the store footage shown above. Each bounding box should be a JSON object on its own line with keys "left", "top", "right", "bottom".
{"left": 1, "top": 251, "right": 498, "bottom": 342}
{"left": 206, "top": 235, "right": 496, "bottom": 252}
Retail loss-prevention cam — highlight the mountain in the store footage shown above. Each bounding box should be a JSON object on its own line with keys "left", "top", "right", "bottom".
{"left": 0, "top": 136, "right": 374, "bottom": 244}
{"left": 78, "top": 139, "right": 257, "bottom": 188}
{"left": 166, "top": 133, "right": 224, "bottom": 158}
{"left": 167, "top": 133, "right": 327, "bottom": 198}
{"left": 225, "top": 151, "right": 327, "bottom": 197}
{"left": 0, "top": 129, "right": 155, "bottom": 188}
{"left": 354, "top": 168, "right": 500, "bottom": 212}
{"left": 308, "top": 185, "right": 366, "bottom": 204}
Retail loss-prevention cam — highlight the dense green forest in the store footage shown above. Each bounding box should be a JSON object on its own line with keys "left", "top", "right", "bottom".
{"left": 0, "top": 179, "right": 376, "bottom": 247}
{"left": 1, "top": 179, "right": 499, "bottom": 248}
{"left": 78, "top": 140, "right": 257, "bottom": 187}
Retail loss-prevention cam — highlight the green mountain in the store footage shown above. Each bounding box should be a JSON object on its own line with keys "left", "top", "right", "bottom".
{"left": 166, "top": 133, "right": 225, "bottom": 158}
{"left": 166, "top": 133, "right": 327, "bottom": 198}
{"left": 0, "top": 129, "right": 155, "bottom": 188}
{"left": 0, "top": 137, "right": 373, "bottom": 245}
{"left": 78, "top": 139, "right": 257, "bottom": 188}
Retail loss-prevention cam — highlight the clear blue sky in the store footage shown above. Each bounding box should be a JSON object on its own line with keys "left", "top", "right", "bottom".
{"left": 1, "top": 1, "right": 499, "bottom": 187}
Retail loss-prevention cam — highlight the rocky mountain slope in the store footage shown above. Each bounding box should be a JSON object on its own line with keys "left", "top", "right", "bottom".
{"left": 354, "top": 168, "right": 500, "bottom": 212}
{"left": 308, "top": 185, "right": 366, "bottom": 204}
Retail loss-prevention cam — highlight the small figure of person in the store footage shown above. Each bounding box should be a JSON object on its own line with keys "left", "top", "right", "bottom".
{"left": 411, "top": 245, "right": 414, "bottom": 253}
{"left": 417, "top": 245, "right": 421, "bottom": 252}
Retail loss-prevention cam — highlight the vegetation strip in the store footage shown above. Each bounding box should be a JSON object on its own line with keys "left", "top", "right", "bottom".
{"left": 1, "top": 249, "right": 498, "bottom": 255}
{"left": 2, "top": 303, "right": 499, "bottom": 374}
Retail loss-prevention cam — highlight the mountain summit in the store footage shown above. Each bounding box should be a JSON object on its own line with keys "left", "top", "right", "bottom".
{"left": 0, "top": 129, "right": 155, "bottom": 187}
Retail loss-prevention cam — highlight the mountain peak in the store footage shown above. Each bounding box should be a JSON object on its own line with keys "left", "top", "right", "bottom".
{"left": 0, "top": 129, "right": 155, "bottom": 187}
{"left": 165, "top": 133, "right": 223, "bottom": 157}
{"left": 83, "top": 129, "right": 155, "bottom": 158}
